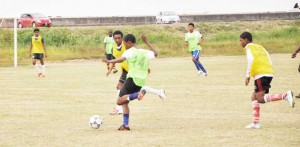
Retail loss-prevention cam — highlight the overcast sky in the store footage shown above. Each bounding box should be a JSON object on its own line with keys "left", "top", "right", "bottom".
{"left": 1, "top": 0, "right": 299, "bottom": 18}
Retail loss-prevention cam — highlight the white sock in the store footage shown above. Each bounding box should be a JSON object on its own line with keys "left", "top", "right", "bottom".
{"left": 116, "top": 105, "right": 123, "bottom": 111}
{"left": 34, "top": 64, "right": 41, "bottom": 73}
{"left": 41, "top": 65, "right": 46, "bottom": 75}
{"left": 141, "top": 86, "right": 161, "bottom": 96}
{"left": 117, "top": 90, "right": 120, "bottom": 96}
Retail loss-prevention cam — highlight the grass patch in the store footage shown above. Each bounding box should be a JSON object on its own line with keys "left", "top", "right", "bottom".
{"left": 0, "top": 19, "right": 299, "bottom": 66}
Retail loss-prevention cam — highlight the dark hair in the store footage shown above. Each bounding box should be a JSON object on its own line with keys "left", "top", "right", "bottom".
{"left": 188, "top": 23, "right": 194, "bottom": 27}
{"left": 240, "top": 32, "right": 252, "bottom": 42}
{"left": 124, "top": 34, "right": 136, "bottom": 43}
{"left": 294, "top": 3, "right": 299, "bottom": 8}
{"left": 34, "top": 28, "right": 39, "bottom": 32}
{"left": 113, "top": 30, "right": 123, "bottom": 37}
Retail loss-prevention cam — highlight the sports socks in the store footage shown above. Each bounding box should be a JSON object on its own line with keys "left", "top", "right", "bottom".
{"left": 127, "top": 92, "right": 138, "bottom": 101}
{"left": 41, "top": 64, "right": 46, "bottom": 75}
{"left": 141, "top": 86, "right": 161, "bottom": 96}
{"left": 198, "top": 62, "right": 207, "bottom": 73}
{"left": 123, "top": 114, "right": 129, "bottom": 126}
{"left": 252, "top": 100, "right": 260, "bottom": 124}
{"left": 264, "top": 93, "right": 287, "bottom": 102}
{"left": 34, "top": 64, "right": 41, "bottom": 73}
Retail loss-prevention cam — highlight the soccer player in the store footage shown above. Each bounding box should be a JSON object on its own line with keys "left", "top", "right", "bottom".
{"left": 104, "top": 34, "right": 165, "bottom": 131}
{"left": 240, "top": 32, "right": 295, "bottom": 129}
{"left": 106, "top": 30, "right": 128, "bottom": 115}
{"left": 291, "top": 45, "right": 300, "bottom": 98}
{"left": 29, "top": 28, "right": 47, "bottom": 77}
{"left": 185, "top": 23, "right": 207, "bottom": 76}
{"left": 104, "top": 30, "right": 117, "bottom": 73}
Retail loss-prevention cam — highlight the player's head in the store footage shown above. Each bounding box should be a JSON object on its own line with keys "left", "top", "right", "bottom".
{"left": 188, "top": 23, "right": 194, "bottom": 32}
{"left": 124, "top": 34, "right": 136, "bottom": 49}
{"left": 240, "top": 32, "right": 252, "bottom": 48}
{"left": 34, "top": 28, "right": 40, "bottom": 36}
{"left": 113, "top": 30, "right": 123, "bottom": 46}
{"left": 108, "top": 29, "right": 113, "bottom": 37}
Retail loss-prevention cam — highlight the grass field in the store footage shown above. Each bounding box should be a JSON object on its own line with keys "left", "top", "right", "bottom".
{"left": 0, "top": 54, "right": 299, "bottom": 146}
{"left": 1, "top": 20, "right": 300, "bottom": 66}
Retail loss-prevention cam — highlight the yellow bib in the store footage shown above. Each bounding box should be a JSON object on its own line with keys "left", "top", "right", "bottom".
{"left": 112, "top": 43, "right": 129, "bottom": 72}
{"left": 31, "top": 36, "right": 44, "bottom": 53}
{"left": 246, "top": 43, "right": 274, "bottom": 77}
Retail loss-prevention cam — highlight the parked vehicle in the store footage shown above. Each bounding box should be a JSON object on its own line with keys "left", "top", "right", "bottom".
{"left": 155, "top": 11, "right": 180, "bottom": 24}
{"left": 18, "top": 13, "right": 52, "bottom": 28}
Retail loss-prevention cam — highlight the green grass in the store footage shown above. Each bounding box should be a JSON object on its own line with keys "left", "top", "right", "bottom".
{"left": 0, "top": 55, "right": 299, "bottom": 146}
{"left": 0, "top": 20, "right": 300, "bottom": 66}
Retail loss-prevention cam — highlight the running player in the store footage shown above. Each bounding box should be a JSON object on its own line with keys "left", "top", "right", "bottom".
{"left": 240, "top": 32, "right": 294, "bottom": 129}
{"left": 104, "top": 30, "right": 117, "bottom": 73}
{"left": 185, "top": 23, "right": 207, "bottom": 76}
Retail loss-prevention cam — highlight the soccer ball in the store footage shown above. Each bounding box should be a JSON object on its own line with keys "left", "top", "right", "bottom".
{"left": 89, "top": 115, "right": 103, "bottom": 129}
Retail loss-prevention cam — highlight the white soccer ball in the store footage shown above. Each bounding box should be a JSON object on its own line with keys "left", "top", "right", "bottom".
{"left": 89, "top": 115, "right": 103, "bottom": 129}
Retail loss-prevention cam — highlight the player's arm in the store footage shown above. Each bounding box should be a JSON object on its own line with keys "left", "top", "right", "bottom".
{"left": 141, "top": 34, "right": 158, "bottom": 57}
{"left": 103, "top": 37, "right": 107, "bottom": 55}
{"left": 104, "top": 57, "right": 126, "bottom": 64}
{"left": 106, "top": 62, "right": 116, "bottom": 77}
{"left": 42, "top": 38, "right": 47, "bottom": 58}
{"left": 245, "top": 48, "right": 254, "bottom": 86}
{"left": 29, "top": 42, "right": 32, "bottom": 58}
{"left": 292, "top": 45, "right": 300, "bottom": 58}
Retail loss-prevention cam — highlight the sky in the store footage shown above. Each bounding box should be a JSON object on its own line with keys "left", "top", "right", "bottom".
{"left": 1, "top": 0, "right": 299, "bottom": 18}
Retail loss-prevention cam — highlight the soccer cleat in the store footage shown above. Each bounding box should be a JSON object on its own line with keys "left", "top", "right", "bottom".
{"left": 118, "top": 125, "right": 130, "bottom": 131}
{"left": 295, "top": 93, "right": 300, "bottom": 98}
{"left": 197, "top": 70, "right": 203, "bottom": 76}
{"left": 285, "top": 91, "right": 295, "bottom": 108}
{"left": 245, "top": 123, "right": 261, "bottom": 129}
{"left": 159, "top": 89, "right": 166, "bottom": 102}
{"left": 113, "top": 68, "right": 118, "bottom": 74}
{"left": 110, "top": 106, "right": 123, "bottom": 115}
{"left": 204, "top": 73, "right": 208, "bottom": 77}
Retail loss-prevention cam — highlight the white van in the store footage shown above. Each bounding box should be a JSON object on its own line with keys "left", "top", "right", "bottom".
{"left": 156, "top": 11, "right": 180, "bottom": 24}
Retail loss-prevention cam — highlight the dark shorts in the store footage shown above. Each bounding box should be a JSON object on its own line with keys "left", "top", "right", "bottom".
{"left": 119, "top": 78, "right": 141, "bottom": 97}
{"left": 254, "top": 77, "right": 273, "bottom": 94}
{"left": 32, "top": 53, "right": 44, "bottom": 60}
{"left": 106, "top": 54, "right": 113, "bottom": 60}
{"left": 119, "top": 69, "right": 128, "bottom": 83}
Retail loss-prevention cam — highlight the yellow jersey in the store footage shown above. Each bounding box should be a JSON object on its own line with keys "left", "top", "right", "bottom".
{"left": 31, "top": 36, "right": 44, "bottom": 53}
{"left": 112, "top": 43, "right": 129, "bottom": 72}
{"left": 246, "top": 43, "right": 274, "bottom": 77}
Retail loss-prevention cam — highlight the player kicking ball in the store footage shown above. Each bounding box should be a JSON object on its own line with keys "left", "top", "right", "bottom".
{"left": 104, "top": 34, "right": 166, "bottom": 131}
{"left": 240, "top": 32, "right": 294, "bottom": 129}
{"left": 29, "top": 28, "right": 47, "bottom": 77}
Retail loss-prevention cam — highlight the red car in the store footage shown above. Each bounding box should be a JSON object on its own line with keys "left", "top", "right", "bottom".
{"left": 18, "top": 13, "right": 52, "bottom": 28}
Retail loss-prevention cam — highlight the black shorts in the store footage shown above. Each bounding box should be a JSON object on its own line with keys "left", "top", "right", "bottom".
{"left": 106, "top": 54, "right": 113, "bottom": 60}
{"left": 119, "top": 78, "right": 141, "bottom": 97}
{"left": 32, "top": 53, "right": 44, "bottom": 60}
{"left": 119, "top": 69, "right": 128, "bottom": 83}
{"left": 254, "top": 77, "right": 273, "bottom": 94}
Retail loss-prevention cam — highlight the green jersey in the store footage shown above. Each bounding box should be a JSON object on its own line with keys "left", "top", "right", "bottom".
{"left": 185, "top": 31, "right": 202, "bottom": 52}
{"left": 122, "top": 47, "right": 155, "bottom": 87}
{"left": 104, "top": 36, "right": 114, "bottom": 54}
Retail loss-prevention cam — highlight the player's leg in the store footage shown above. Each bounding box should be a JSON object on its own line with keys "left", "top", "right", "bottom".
{"left": 197, "top": 50, "right": 207, "bottom": 75}
{"left": 32, "top": 54, "right": 42, "bottom": 77}
{"left": 246, "top": 91, "right": 263, "bottom": 129}
{"left": 191, "top": 50, "right": 201, "bottom": 73}
{"left": 39, "top": 54, "right": 46, "bottom": 77}
{"left": 258, "top": 77, "right": 294, "bottom": 107}
{"left": 141, "top": 86, "right": 166, "bottom": 102}
{"left": 111, "top": 70, "right": 128, "bottom": 115}
{"left": 117, "top": 78, "right": 142, "bottom": 130}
